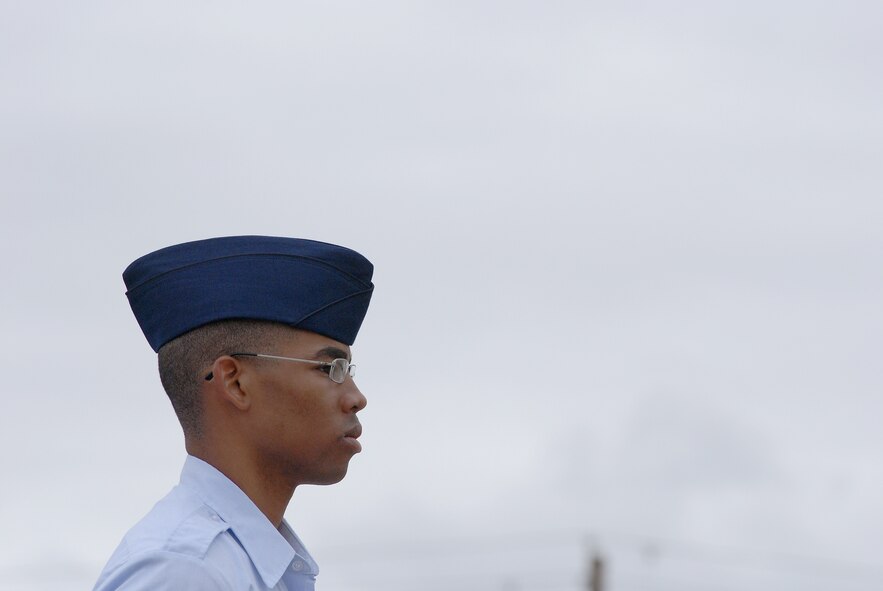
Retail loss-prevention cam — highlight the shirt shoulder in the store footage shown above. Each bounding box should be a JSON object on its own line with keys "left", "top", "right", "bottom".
{"left": 93, "top": 550, "right": 234, "bottom": 591}
{"left": 118, "top": 484, "right": 230, "bottom": 556}
{"left": 93, "top": 486, "right": 237, "bottom": 590}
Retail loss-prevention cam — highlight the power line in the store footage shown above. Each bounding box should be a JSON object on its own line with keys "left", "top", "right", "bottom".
{"left": 589, "top": 528, "right": 883, "bottom": 581}
{"left": 314, "top": 526, "right": 883, "bottom": 583}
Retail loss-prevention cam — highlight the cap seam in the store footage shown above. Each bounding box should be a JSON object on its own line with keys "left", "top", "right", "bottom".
{"left": 291, "top": 287, "right": 375, "bottom": 326}
{"left": 125, "top": 253, "right": 371, "bottom": 293}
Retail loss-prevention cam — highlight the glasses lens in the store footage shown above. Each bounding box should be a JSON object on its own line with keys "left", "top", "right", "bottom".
{"left": 330, "top": 358, "right": 351, "bottom": 383}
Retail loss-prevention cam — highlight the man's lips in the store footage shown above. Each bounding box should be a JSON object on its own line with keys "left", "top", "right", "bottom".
{"left": 343, "top": 423, "right": 362, "bottom": 452}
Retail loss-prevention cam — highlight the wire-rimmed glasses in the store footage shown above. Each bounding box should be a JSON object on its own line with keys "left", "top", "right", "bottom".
{"left": 224, "top": 352, "right": 355, "bottom": 384}
{"left": 204, "top": 353, "right": 355, "bottom": 383}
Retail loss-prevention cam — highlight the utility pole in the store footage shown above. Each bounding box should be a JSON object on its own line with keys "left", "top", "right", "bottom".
{"left": 587, "top": 549, "right": 605, "bottom": 591}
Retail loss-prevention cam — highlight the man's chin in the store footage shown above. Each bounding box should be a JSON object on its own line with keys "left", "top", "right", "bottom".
{"left": 304, "top": 466, "right": 350, "bottom": 487}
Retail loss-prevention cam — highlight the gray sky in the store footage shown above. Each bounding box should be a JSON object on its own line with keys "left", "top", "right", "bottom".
{"left": 2, "top": 1, "right": 882, "bottom": 589}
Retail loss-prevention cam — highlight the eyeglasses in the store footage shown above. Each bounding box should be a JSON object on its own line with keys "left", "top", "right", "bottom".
{"left": 204, "top": 353, "right": 356, "bottom": 384}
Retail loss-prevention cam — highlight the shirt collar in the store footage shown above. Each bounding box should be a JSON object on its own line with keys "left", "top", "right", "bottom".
{"left": 179, "top": 455, "right": 317, "bottom": 587}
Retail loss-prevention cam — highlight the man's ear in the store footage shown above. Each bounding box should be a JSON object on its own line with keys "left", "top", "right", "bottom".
{"left": 206, "top": 356, "right": 252, "bottom": 411}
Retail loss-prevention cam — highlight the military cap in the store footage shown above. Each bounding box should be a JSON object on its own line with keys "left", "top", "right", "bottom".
{"left": 123, "top": 236, "right": 374, "bottom": 351}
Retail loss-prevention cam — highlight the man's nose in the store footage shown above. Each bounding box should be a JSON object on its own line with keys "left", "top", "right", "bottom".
{"left": 344, "top": 380, "right": 367, "bottom": 412}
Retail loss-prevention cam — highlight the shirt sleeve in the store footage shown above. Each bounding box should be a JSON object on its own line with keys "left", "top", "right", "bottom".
{"left": 93, "top": 550, "right": 235, "bottom": 591}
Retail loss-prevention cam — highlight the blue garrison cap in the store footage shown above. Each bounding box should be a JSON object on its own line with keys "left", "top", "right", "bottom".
{"left": 123, "top": 236, "right": 374, "bottom": 352}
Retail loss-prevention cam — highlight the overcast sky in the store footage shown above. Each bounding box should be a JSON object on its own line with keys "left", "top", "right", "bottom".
{"left": 2, "top": 2, "right": 882, "bottom": 590}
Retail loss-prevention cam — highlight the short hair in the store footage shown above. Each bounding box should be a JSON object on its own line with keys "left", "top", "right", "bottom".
{"left": 157, "top": 319, "right": 290, "bottom": 438}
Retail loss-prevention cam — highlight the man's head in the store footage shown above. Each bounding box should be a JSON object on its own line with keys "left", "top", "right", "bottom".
{"left": 124, "top": 236, "right": 374, "bottom": 486}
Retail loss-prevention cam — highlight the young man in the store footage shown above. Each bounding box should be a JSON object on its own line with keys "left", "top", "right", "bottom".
{"left": 93, "top": 236, "right": 374, "bottom": 591}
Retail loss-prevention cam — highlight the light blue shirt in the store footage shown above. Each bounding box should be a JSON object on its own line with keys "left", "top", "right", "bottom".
{"left": 94, "top": 456, "right": 319, "bottom": 591}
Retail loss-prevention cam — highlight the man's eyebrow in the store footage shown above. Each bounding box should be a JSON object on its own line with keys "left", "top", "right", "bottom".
{"left": 315, "top": 346, "right": 351, "bottom": 362}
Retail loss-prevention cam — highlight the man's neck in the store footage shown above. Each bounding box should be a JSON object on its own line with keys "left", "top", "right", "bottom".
{"left": 185, "top": 440, "right": 295, "bottom": 528}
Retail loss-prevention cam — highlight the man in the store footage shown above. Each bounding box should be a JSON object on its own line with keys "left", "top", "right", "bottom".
{"left": 93, "top": 235, "right": 375, "bottom": 591}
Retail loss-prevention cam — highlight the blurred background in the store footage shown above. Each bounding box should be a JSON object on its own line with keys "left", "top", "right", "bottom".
{"left": 2, "top": 1, "right": 882, "bottom": 589}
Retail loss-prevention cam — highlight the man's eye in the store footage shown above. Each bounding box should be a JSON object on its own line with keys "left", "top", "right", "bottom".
{"left": 318, "top": 364, "right": 332, "bottom": 374}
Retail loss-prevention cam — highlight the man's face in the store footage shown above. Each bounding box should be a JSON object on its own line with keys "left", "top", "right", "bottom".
{"left": 242, "top": 328, "right": 367, "bottom": 487}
